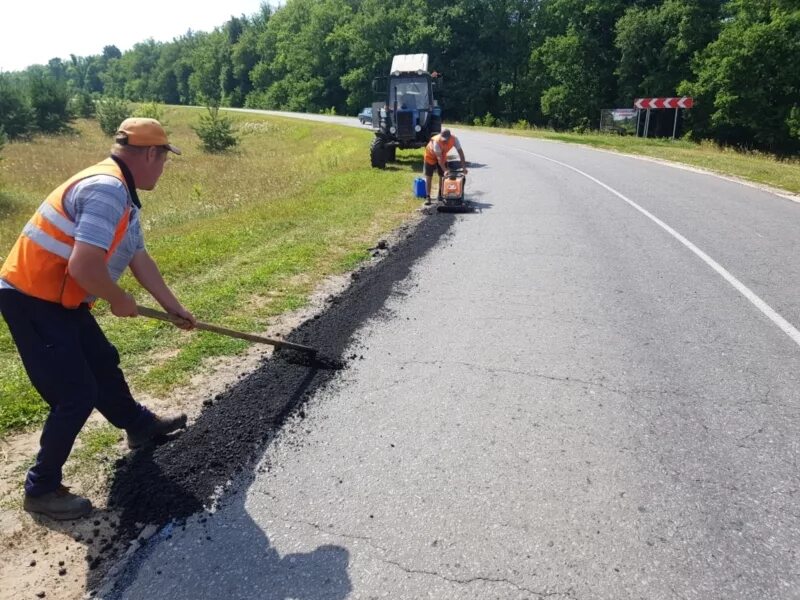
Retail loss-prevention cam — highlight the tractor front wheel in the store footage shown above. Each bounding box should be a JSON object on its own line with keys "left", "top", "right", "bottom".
{"left": 370, "top": 137, "right": 387, "bottom": 169}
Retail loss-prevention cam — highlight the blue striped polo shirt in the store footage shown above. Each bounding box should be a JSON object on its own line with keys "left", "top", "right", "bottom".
{"left": 0, "top": 175, "right": 145, "bottom": 300}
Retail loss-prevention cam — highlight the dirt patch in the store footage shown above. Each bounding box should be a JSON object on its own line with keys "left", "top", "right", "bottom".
{"left": 0, "top": 208, "right": 451, "bottom": 600}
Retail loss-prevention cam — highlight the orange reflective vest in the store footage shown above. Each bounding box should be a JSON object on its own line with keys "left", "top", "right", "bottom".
{"left": 0, "top": 158, "right": 131, "bottom": 308}
{"left": 424, "top": 134, "right": 456, "bottom": 165}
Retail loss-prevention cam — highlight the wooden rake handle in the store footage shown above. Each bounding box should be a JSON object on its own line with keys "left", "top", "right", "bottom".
{"left": 136, "top": 305, "right": 317, "bottom": 355}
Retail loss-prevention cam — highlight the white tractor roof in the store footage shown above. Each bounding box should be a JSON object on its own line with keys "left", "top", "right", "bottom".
{"left": 390, "top": 54, "right": 429, "bottom": 75}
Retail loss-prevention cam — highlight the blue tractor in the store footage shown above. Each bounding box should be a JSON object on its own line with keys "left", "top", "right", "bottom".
{"left": 370, "top": 54, "right": 442, "bottom": 169}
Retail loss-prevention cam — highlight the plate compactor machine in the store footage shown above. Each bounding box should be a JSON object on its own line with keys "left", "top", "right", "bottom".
{"left": 436, "top": 162, "right": 469, "bottom": 212}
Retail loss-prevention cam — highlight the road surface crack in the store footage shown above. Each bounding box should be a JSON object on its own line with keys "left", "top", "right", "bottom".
{"left": 401, "top": 359, "right": 694, "bottom": 400}
{"left": 376, "top": 558, "right": 577, "bottom": 599}
{"left": 282, "top": 518, "right": 577, "bottom": 598}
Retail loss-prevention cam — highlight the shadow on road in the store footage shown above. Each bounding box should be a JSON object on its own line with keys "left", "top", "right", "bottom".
{"left": 105, "top": 484, "right": 352, "bottom": 600}
{"left": 466, "top": 200, "right": 494, "bottom": 213}
{"left": 459, "top": 189, "right": 493, "bottom": 213}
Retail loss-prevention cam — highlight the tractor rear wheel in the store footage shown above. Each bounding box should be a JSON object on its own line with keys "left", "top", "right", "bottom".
{"left": 370, "top": 137, "right": 387, "bottom": 169}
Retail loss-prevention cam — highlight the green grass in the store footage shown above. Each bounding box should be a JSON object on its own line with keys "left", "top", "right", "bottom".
{"left": 64, "top": 424, "right": 123, "bottom": 482}
{"left": 0, "top": 108, "right": 421, "bottom": 438}
{"left": 466, "top": 125, "right": 800, "bottom": 195}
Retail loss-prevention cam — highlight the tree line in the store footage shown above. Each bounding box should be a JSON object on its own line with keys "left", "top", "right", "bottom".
{"left": 1, "top": 0, "right": 798, "bottom": 154}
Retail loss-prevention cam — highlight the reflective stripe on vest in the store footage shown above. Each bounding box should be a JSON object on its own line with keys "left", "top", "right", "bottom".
{"left": 424, "top": 135, "right": 456, "bottom": 165}
{"left": 22, "top": 222, "right": 73, "bottom": 260}
{"left": 0, "top": 159, "right": 131, "bottom": 308}
{"left": 38, "top": 202, "right": 76, "bottom": 237}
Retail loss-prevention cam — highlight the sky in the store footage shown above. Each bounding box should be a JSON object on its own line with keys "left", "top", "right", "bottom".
{"left": 0, "top": 0, "right": 274, "bottom": 73}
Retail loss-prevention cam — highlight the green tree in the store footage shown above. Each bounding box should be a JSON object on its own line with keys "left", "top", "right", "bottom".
{"left": 230, "top": 8, "right": 271, "bottom": 106}
{"left": 27, "top": 69, "right": 73, "bottom": 133}
{"left": 45, "top": 58, "right": 69, "bottom": 82}
{"left": 96, "top": 96, "right": 131, "bottom": 136}
{"left": 70, "top": 90, "right": 96, "bottom": 118}
{"left": 0, "top": 75, "right": 35, "bottom": 139}
{"left": 616, "top": 0, "right": 722, "bottom": 102}
{"left": 250, "top": 0, "right": 356, "bottom": 112}
{"left": 193, "top": 105, "right": 238, "bottom": 152}
{"left": 101, "top": 56, "right": 127, "bottom": 98}
{"left": 531, "top": 0, "right": 640, "bottom": 129}
{"left": 681, "top": 0, "right": 800, "bottom": 152}
{"left": 133, "top": 101, "right": 164, "bottom": 121}
{"left": 330, "top": 0, "right": 440, "bottom": 114}
{"left": 189, "top": 30, "right": 230, "bottom": 105}
{"left": 120, "top": 39, "right": 163, "bottom": 100}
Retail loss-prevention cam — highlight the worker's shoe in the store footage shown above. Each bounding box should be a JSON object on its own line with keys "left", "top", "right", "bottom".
{"left": 24, "top": 485, "right": 92, "bottom": 521}
{"left": 127, "top": 412, "right": 187, "bottom": 449}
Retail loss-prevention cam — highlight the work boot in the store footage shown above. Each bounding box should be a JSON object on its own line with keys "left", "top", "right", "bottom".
{"left": 24, "top": 485, "right": 92, "bottom": 521}
{"left": 127, "top": 412, "right": 187, "bottom": 449}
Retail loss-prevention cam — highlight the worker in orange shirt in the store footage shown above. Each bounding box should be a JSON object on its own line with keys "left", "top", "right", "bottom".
{"left": 423, "top": 129, "right": 467, "bottom": 204}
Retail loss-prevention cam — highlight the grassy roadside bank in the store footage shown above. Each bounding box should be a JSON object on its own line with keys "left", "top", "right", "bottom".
{"left": 466, "top": 125, "right": 800, "bottom": 195}
{"left": 0, "top": 108, "right": 421, "bottom": 438}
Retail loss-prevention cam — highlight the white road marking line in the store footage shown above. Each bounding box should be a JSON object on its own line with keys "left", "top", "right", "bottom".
{"left": 463, "top": 129, "right": 798, "bottom": 203}
{"left": 502, "top": 144, "right": 800, "bottom": 349}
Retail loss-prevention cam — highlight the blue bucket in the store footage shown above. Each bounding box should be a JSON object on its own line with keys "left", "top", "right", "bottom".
{"left": 413, "top": 177, "right": 427, "bottom": 198}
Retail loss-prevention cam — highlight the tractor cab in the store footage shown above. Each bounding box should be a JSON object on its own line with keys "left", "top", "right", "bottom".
{"left": 370, "top": 54, "right": 442, "bottom": 168}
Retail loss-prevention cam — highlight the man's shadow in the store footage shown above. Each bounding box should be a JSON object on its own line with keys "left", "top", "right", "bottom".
{"left": 27, "top": 436, "right": 352, "bottom": 600}
{"left": 103, "top": 473, "right": 352, "bottom": 600}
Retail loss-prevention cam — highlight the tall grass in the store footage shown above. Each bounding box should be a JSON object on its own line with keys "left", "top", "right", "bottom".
{"left": 0, "top": 107, "right": 420, "bottom": 436}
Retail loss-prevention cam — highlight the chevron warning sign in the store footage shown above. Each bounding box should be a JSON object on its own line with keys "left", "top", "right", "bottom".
{"left": 634, "top": 97, "right": 693, "bottom": 109}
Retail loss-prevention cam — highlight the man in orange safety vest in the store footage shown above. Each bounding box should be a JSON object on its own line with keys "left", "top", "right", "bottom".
{"left": 0, "top": 118, "right": 196, "bottom": 520}
{"left": 423, "top": 128, "right": 467, "bottom": 204}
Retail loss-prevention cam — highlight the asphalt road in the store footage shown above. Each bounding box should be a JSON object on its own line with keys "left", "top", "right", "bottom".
{"left": 108, "top": 115, "right": 800, "bottom": 599}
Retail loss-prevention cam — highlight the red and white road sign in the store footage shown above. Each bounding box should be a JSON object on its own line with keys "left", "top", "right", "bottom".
{"left": 634, "top": 97, "right": 693, "bottom": 109}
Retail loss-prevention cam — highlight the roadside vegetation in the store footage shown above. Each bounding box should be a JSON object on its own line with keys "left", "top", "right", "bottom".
{"left": 1, "top": 1, "right": 798, "bottom": 156}
{"left": 0, "top": 107, "right": 420, "bottom": 437}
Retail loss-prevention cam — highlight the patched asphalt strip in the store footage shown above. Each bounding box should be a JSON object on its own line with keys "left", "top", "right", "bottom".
{"left": 100, "top": 211, "right": 455, "bottom": 567}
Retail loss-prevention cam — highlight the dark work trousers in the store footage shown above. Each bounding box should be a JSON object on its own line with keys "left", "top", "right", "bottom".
{"left": 0, "top": 289, "right": 153, "bottom": 496}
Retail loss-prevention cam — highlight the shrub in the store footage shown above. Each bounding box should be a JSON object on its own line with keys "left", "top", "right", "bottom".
{"left": 0, "top": 126, "right": 6, "bottom": 156}
{"left": 28, "top": 72, "right": 73, "bottom": 133}
{"left": 473, "top": 113, "right": 498, "bottom": 127}
{"left": 96, "top": 97, "right": 131, "bottom": 136}
{"left": 134, "top": 101, "right": 165, "bottom": 121}
{"left": 512, "top": 119, "right": 530, "bottom": 130}
{"left": 193, "top": 105, "right": 238, "bottom": 153}
{"left": 0, "top": 78, "right": 35, "bottom": 139}
{"left": 571, "top": 117, "right": 591, "bottom": 134}
{"left": 70, "top": 91, "right": 96, "bottom": 119}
